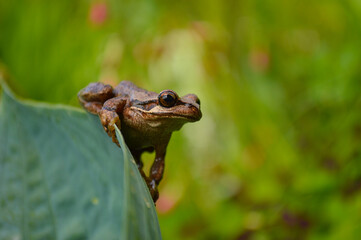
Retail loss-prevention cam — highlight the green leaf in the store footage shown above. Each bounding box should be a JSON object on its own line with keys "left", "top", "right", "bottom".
{"left": 0, "top": 81, "right": 161, "bottom": 240}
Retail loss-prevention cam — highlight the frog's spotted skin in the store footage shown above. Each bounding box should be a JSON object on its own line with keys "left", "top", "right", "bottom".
{"left": 78, "top": 81, "right": 202, "bottom": 202}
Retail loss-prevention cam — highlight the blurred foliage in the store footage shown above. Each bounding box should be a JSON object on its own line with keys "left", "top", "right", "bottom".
{"left": 1, "top": 0, "right": 361, "bottom": 239}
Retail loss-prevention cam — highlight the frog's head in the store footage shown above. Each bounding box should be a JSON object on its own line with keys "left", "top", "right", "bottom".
{"left": 130, "top": 89, "right": 202, "bottom": 131}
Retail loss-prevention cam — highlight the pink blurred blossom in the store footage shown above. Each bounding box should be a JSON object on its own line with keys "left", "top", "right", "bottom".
{"left": 249, "top": 48, "right": 270, "bottom": 73}
{"left": 89, "top": 2, "right": 107, "bottom": 25}
{"left": 156, "top": 194, "right": 177, "bottom": 214}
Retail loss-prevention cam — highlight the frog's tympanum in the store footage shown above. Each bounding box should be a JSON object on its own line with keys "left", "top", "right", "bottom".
{"left": 78, "top": 81, "right": 202, "bottom": 202}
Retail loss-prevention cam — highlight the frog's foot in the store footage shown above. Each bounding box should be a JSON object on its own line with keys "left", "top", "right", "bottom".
{"left": 99, "top": 109, "right": 121, "bottom": 146}
{"left": 137, "top": 171, "right": 159, "bottom": 202}
{"left": 148, "top": 179, "right": 159, "bottom": 202}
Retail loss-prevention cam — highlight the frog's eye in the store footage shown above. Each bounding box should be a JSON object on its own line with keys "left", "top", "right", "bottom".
{"left": 158, "top": 90, "right": 179, "bottom": 108}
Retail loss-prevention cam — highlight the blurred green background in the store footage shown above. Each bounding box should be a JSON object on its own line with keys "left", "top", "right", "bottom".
{"left": 1, "top": 0, "right": 361, "bottom": 239}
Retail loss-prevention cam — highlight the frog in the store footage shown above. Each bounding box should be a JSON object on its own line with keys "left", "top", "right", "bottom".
{"left": 78, "top": 81, "right": 202, "bottom": 202}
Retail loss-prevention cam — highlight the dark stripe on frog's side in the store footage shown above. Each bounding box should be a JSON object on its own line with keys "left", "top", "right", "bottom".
{"left": 131, "top": 99, "right": 158, "bottom": 111}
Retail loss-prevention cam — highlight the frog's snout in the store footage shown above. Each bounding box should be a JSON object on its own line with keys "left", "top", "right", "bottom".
{"left": 195, "top": 97, "right": 201, "bottom": 106}
{"left": 192, "top": 108, "right": 202, "bottom": 121}
{"left": 181, "top": 94, "right": 202, "bottom": 121}
{"left": 182, "top": 94, "right": 201, "bottom": 107}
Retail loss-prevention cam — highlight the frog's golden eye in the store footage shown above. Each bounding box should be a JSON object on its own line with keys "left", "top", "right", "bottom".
{"left": 158, "top": 90, "right": 179, "bottom": 108}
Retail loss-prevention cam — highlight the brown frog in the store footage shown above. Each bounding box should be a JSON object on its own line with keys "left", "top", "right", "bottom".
{"left": 78, "top": 81, "right": 202, "bottom": 202}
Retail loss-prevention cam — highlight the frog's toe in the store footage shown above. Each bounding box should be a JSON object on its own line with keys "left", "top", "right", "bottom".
{"left": 100, "top": 110, "right": 120, "bottom": 144}
{"left": 111, "top": 132, "right": 120, "bottom": 146}
{"left": 103, "top": 123, "right": 120, "bottom": 146}
{"left": 151, "top": 188, "right": 159, "bottom": 202}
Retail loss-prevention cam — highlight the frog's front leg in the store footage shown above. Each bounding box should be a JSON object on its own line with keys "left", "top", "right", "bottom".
{"left": 149, "top": 141, "right": 170, "bottom": 202}
{"left": 100, "top": 96, "right": 127, "bottom": 145}
{"left": 130, "top": 149, "right": 148, "bottom": 179}
{"left": 130, "top": 149, "right": 156, "bottom": 197}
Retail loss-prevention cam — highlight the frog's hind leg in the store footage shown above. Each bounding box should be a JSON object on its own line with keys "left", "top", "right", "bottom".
{"left": 131, "top": 147, "right": 154, "bottom": 170}
{"left": 78, "top": 82, "right": 114, "bottom": 114}
{"left": 130, "top": 147, "right": 159, "bottom": 202}
{"left": 130, "top": 149, "right": 144, "bottom": 170}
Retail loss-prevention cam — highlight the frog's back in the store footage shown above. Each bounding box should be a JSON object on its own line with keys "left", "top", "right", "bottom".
{"left": 114, "top": 81, "right": 158, "bottom": 101}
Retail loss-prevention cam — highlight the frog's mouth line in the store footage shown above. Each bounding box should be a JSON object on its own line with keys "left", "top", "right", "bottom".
{"left": 131, "top": 107, "right": 202, "bottom": 121}
{"left": 154, "top": 113, "right": 201, "bottom": 121}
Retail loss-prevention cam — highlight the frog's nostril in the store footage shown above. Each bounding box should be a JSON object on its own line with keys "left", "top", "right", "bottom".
{"left": 196, "top": 98, "right": 201, "bottom": 105}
